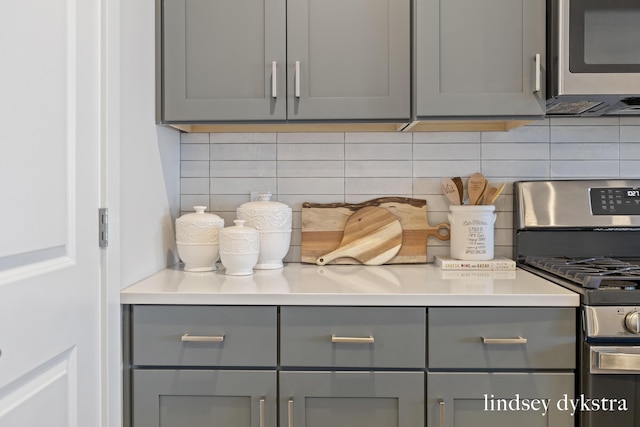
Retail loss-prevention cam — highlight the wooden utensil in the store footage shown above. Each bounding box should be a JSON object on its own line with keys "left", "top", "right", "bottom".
{"left": 316, "top": 206, "right": 402, "bottom": 266}
{"left": 484, "top": 182, "right": 505, "bottom": 205}
{"left": 452, "top": 177, "right": 464, "bottom": 205}
{"left": 301, "top": 197, "right": 450, "bottom": 264}
{"left": 468, "top": 172, "right": 487, "bottom": 205}
{"left": 441, "top": 177, "right": 461, "bottom": 206}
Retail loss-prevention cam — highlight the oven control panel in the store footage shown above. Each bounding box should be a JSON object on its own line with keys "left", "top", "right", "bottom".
{"left": 590, "top": 187, "right": 640, "bottom": 215}
{"left": 584, "top": 306, "right": 640, "bottom": 338}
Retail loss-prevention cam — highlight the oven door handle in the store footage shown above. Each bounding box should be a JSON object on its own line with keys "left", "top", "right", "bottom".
{"left": 595, "top": 350, "right": 640, "bottom": 372}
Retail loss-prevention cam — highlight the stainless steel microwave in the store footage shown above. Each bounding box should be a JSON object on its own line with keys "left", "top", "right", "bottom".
{"left": 546, "top": 0, "right": 640, "bottom": 116}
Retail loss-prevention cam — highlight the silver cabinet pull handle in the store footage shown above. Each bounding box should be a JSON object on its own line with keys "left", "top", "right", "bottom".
{"left": 533, "top": 53, "right": 541, "bottom": 93}
{"left": 180, "top": 333, "right": 224, "bottom": 342}
{"left": 439, "top": 399, "right": 445, "bottom": 427}
{"left": 271, "top": 62, "right": 277, "bottom": 98}
{"left": 288, "top": 398, "right": 294, "bottom": 427}
{"left": 259, "top": 398, "right": 265, "bottom": 427}
{"left": 482, "top": 336, "right": 527, "bottom": 345}
{"left": 331, "top": 335, "right": 375, "bottom": 344}
{"left": 295, "top": 61, "right": 300, "bottom": 98}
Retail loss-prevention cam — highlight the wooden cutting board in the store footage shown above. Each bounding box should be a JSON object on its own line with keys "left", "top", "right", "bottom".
{"left": 316, "top": 206, "right": 402, "bottom": 266}
{"left": 302, "top": 197, "right": 450, "bottom": 264}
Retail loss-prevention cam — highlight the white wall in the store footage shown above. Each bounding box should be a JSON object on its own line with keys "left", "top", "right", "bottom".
{"left": 120, "top": 0, "right": 181, "bottom": 288}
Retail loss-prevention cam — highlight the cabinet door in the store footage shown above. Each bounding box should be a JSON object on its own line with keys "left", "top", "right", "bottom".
{"left": 427, "top": 372, "right": 575, "bottom": 427}
{"left": 416, "top": 0, "right": 546, "bottom": 117}
{"left": 287, "top": 0, "right": 410, "bottom": 120}
{"left": 162, "top": 0, "right": 286, "bottom": 121}
{"left": 133, "top": 370, "right": 276, "bottom": 427}
{"left": 280, "top": 371, "right": 424, "bottom": 427}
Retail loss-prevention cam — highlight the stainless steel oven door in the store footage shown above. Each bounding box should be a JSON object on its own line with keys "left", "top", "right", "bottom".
{"left": 590, "top": 345, "right": 640, "bottom": 374}
{"left": 581, "top": 343, "right": 640, "bottom": 426}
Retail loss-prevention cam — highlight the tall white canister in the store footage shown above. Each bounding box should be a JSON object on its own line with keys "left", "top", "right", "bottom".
{"left": 448, "top": 205, "right": 497, "bottom": 260}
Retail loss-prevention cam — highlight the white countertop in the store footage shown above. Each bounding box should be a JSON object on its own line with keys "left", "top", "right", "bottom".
{"left": 120, "top": 263, "right": 580, "bottom": 307}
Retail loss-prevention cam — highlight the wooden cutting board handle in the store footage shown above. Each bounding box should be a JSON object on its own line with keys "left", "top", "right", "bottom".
{"left": 316, "top": 206, "right": 403, "bottom": 266}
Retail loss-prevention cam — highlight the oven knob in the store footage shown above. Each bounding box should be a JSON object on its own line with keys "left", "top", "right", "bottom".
{"left": 624, "top": 311, "right": 640, "bottom": 334}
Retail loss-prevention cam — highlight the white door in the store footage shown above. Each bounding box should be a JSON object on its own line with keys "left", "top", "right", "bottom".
{"left": 0, "top": 0, "right": 102, "bottom": 426}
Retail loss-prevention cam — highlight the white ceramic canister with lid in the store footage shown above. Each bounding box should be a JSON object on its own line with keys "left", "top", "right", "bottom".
{"left": 175, "top": 206, "right": 225, "bottom": 271}
{"left": 448, "top": 205, "right": 497, "bottom": 261}
{"left": 219, "top": 220, "right": 260, "bottom": 276}
{"left": 236, "top": 192, "right": 292, "bottom": 269}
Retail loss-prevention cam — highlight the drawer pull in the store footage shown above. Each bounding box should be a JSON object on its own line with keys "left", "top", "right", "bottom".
{"left": 288, "top": 398, "right": 294, "bottom": 427}
{"left": 482, "top": 336, "right": 527, "bottom": 345}
{"left": 331, "top": 335, "right": 375, "bottom": 344}
{"left": 180, "top": 333, "right": 225, "bottom": 343}
{"left": 439, "top": 399, "right": 445, "bottom": 427}
{"left": 259, "top": 398, "right": 265, "bottom": 427}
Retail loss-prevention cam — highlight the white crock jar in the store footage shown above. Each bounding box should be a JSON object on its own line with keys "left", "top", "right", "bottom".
{"left": 236, "top": 193, "right": 292, "bottom": 270}
{"left": 175, "top": 206, "right": 224, "bottom": 271}
{"left": 448, "top": 205, "right": 497, "bottom": 261}
{"left": 219, "top": 220, "right": 260, "bottom": 276}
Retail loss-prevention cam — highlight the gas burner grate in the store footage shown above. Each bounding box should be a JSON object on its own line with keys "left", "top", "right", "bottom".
{"left": 524, "top": 256, "right": 640, "bottom": 289}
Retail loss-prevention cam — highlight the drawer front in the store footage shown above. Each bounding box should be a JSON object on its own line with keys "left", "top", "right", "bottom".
{"left": 428, "top": 307, "right": 576, "bottom": 369}
{"left": 280, "top": 306, "right": 426, "bottom": 368}
{"left": 131, "top": 305, "right": 277, "bottom": 367}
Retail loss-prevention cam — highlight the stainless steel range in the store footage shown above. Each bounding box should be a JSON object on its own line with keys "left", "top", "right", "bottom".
{"left": 515, "top": 179, "right": 640, "bottom": 427}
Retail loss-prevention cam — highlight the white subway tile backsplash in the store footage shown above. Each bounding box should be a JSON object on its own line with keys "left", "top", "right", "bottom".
{"left": 211, "top": 143, "right": 276, "bottom": 161}
{"left": 210, "top": 160, "right": 276, "bottom": 177}
{"left": 180, "top": 178, "right": 209, "bottom": 195}
{"left": 481, "top": 126, "right": 549, "bottom": 143}
{"left": 413, "top": 143, "right": 481, "bottom": 160}
{"left": 181, "top": 133, "right": 209, "bottom": 144}
{"left": 413, "top": 160, "right": 481, "bottom": 178}
{"left": 276, "top": 132, "right": 344, "bottom": 143}
{"left": 210, "top": 133, "right": 276, "bottom": 143}
{"left": 550, "top": 161, "right": 619, "bottom": 178}
{"left": 413, "top": 132, "right": 481, "bottom": 143}
{"left": 345, "top": 132, "right": 412, "bottom": 143}
{"left": 481, "top": 143, "right": 549, "bottom": 160}
{"left": 621, "top": 126, "right": 640, "bottom": 143}
{"left": 278, "top": 160, "right": 344, "bottom": 177}
{"left": 178, "top": 118, "right": 638, "bottom": 262}
{"left": 181, "top": 161, "right": 209, "bottom": 178}
{"left": 278, "top": 177, "right": 344, "bottom": 195}
{"left": 346, "top": 143, "right": 412, "bottom": 160}
{"left": 181, "top": 143, "right": 209, "bottom": 160}
{"left": 345, "top": 177, "right": 412, "bottom": 195}
{"left": 550, "top": 143, "right": 619, "bottom": 160}
{"left": 278, "top": 143, "right": 344, "bottom": 161}
{"left": 210, "top": 177, "right": 277, "bottom": 195}
{"left": 481, "top": 160, "right": 549, "bottom": 178}
{"left": 551, "top": 125, "right": 619, "bottom": 143}
{"left": 346, "top": 161, "right": 413, "bottom": 177}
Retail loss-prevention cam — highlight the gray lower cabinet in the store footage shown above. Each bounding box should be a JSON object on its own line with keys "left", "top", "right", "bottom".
{"left": 415, "top": 0, "right": 546, "bottom": 117}
{"left": 427, "top": 372, "right": 575, "bottom": 427}
{"left": 279, "top": 306, "right": 426, "bottom": 427}
{"left": 128, "top": 305, "right": 278, "bottom": 427}
{"left": 427, "top": 307, "right": 576, "bottom": 427}
{"left": 162, "top": 0, "right": 410, "bottom": 122}
{"left": 133, "top": 370, "right": 277, "bottom": 427}
{"left": 280, "top": 371, "right": 424, "bottom": 427}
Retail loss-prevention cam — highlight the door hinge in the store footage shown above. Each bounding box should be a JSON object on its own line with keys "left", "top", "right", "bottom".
{"left": 99, "top": 208, "right": 109, "bottom": 248}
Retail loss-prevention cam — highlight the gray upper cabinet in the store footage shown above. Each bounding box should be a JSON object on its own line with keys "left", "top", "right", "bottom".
{"left": 161, "top": 0, "right": 410, "bottom": 122}
{"left": 162, "top": 0, "right": 287, "bottom": 122}
{"left": 416, "top": 0, "right": 546, "bottom": 118}
{"left": 286, "top": 0, "right": 410, "bottom": 120}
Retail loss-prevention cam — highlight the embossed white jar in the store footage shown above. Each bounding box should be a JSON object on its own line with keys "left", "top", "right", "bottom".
{"left": 175, "top": 206, "right": 224, "bottom": 271}
{"left": 219, "top": 220, "right": 260, "bottom": 276}
{"left": 236, "top": 193, "right": 292, "bottom": 270}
